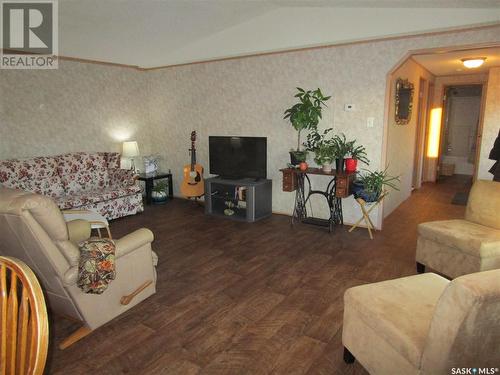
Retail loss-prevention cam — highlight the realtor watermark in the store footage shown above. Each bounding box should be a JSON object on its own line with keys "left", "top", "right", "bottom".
{"left": 1, "top": 0, "right": 58, "bottom": 69}
{"left": 451, "top": 368, "right": 499, "bottom": 374}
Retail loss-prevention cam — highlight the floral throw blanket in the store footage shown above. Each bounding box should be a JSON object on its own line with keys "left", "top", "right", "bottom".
{"left": 78, "top": 238, "right": 116, "bottom": 294}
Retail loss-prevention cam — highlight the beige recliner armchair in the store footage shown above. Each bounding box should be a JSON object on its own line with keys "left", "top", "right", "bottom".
{"left": 416, "top": 180, "right": 500, "bottom": 279}
{"left": 342, "top": 269, "right": 500, "bottom": 374}
{"left": 0, "top": 187, "right": 158, "bottom": 348}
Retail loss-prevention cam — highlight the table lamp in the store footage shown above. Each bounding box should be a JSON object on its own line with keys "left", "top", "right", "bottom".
{"left": 122, "top": 141, "right": 140, "bottom": 172}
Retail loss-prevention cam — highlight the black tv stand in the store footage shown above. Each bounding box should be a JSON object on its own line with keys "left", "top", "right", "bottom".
{"left": 216, "top": 175, "right": 262, "bottom": 182}
{"left": 205, "top": 177, "right": 272, "bottom": 222}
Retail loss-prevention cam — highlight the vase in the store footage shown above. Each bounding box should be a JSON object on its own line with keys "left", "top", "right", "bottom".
{"left": 322, "top": 164, "right": 332, "bottom": 173}
{"left": 345, "top": 158, "right": 357, "bottom": 172}
{"left": 358, "top": 190, "right": 379, "bottom": 203}
{"left": 290, "top": 151, "right": 307, "bottom": 166}
{"left": 335, "top": 158, "right": 345, "bottom": 172}
{"left": 351, "top": 181, "right": 364, "bottom": 198}
{"left": 152, "top": 191, "right": 168, "bottom": 204}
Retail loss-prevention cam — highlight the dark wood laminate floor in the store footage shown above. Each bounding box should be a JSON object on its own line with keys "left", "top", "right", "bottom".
{"left": 46, "top": 175, "right": 471, "bottom": 375}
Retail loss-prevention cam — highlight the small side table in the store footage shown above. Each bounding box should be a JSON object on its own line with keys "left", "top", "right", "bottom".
{"left": 137, "top": 171, "right": 173, "bottom": 205}
{"left": 62, "top": 210, "right": 112, "bottom": 239}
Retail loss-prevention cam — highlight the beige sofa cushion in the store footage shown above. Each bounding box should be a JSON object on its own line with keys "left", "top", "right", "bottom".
{"left": 465, "top": 180, "right": 500, "bottom": 230}
{"left": 418, "top": 220, "right": 500, "bottom": 258}
{"left": 344, "top": 273, "right": 449, "bottom": 367}
{"left": 421, "top": 269, "right": 500, "bottom": 372}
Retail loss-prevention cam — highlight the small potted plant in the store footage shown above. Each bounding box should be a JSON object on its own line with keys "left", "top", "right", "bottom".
{"left": 332, "top": 134, "right": 353, "bottom": 173}
{"left": 346, "top": 142, "right": 370, "bottom": 172}
{"left": 284, "top": 87, "right": 331, "bottom": 165}
{"left": 314, "top": 143, "right": 335, "bottom": 172}
{"left": 152, "top": 181, "right": 168, "bottom": 204}
{"left": 304, "top": 128, "right": 335, "bottom": 172}
{"left": 353, "top": 168, "right": 400, "bottom": 202}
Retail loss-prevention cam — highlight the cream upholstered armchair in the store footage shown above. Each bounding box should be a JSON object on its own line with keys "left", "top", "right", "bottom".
{"left": 342, "top": 270, "right": 500, "bottom": 374}
{"left": 416, "top": 180, "right": 500, "bottom": 279}
{"left": 0, "top": 187, "right": 158, "bottom": 349}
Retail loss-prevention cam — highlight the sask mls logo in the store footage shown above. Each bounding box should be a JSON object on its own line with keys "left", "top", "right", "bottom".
{"left": 0, "top": 0, "right": 58, "bottom": 69}
{"left": 451, "top": 368, "right": 499, "bottom": 374}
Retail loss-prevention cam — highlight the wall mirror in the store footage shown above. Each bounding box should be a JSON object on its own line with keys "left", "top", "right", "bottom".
{"left": 395, "top": 78, "right": 414, "bottom": 125}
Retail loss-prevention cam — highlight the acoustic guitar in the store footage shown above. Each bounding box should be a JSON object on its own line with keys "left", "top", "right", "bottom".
{"left": 181, "top": 131, "right": 205, "bottom": 198}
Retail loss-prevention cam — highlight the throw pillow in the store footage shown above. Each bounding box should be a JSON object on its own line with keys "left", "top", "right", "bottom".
{"left": 77, "top": 238, "right": 116, "bottom": 294}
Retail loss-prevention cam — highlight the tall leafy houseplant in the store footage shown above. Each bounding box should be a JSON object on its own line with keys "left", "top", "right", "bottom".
{"left": 284, "top": 88, "right": 331, "bottom": 164}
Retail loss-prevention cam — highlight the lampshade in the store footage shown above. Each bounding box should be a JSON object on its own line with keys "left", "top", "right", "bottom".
{"left": 122, "top": 141, "right": 140, "bottom": 157}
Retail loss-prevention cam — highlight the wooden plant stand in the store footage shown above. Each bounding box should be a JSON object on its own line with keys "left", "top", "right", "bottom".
{"left": 349, "top": 193, "right": 387, "bottom": 239}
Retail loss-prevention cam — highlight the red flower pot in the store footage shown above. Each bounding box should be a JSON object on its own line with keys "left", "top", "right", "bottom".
{"left": 345, "top": 158, "right": 357, "bottom": 172}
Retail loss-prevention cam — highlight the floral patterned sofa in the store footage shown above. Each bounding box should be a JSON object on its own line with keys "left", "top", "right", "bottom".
{"left": 0, "top": 152, "right": 143, "bottom": 220}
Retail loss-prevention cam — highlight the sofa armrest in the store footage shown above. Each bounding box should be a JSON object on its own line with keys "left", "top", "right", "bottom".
{"left": 67, "top": 219, "right": 91, "bottom": 245}
{"left": 115, "top": 228, "right": 154, "bottom": 259}
{"left": 109, "top": 168, "right": 137, "bottom": 187}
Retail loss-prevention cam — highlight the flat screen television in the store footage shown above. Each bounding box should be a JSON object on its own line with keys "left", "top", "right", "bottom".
{"left": 209, "top": 136, "right": 267, "bottom": 179}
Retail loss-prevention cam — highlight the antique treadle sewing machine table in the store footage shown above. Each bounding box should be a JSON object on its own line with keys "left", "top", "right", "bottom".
{"left": 280, "top": 168, "right": 356, "bottom": 232}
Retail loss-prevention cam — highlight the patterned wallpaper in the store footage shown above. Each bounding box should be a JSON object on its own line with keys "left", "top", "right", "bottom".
{"left": 0, "top": 61, "right": 152, "bottom": 160}
{"left": 1, "top": 25, "right": 499, "bottom": 228}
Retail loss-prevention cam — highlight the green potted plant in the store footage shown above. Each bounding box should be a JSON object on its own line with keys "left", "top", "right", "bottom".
{"left": 353, "top": 168, "right": 400, "bottom": 202}
{"left": 284, "top": 87, "right": 331, "bottom": 165}
{"left": 314, "top": 143, "right": 335, "bottom": 172}
{"left": 304, "top": 128, "right": 335, "bottom": 172}
{"left": 346, "top": 142, "right": 370, "bottom": 172}
{"left": 332, "top": 133, "right": 353, "bottom": 173}
{"left": 152, "top": 181, "right": 168, "bottom": 204}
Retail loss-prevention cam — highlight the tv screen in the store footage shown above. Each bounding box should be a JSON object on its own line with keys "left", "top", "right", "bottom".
{"left": 209, "top": 136, "right": 267, "bottom": 179}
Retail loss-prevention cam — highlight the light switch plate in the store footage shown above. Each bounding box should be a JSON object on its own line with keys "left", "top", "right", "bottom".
{"left": 367, "top": 117, "right": 375, "bottom": 128}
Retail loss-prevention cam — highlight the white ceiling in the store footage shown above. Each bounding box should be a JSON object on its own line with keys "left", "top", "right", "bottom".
{"left": 413, "top": 47, "right": 500, "bottom": 76}
{"left": 58, "top": 0, "right": 500, "bottom": 68}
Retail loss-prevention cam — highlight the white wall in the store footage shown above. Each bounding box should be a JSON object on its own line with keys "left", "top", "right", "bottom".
{"left": 384, "top": 59, "right": 434, "bottom": 218}
{"left": 1, "top": 25, "right": 500, "bottom": 228}
{"left": 478, "top": 67, "right": 500, "bottom": 180}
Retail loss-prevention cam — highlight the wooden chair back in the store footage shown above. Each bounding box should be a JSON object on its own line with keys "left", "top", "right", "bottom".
{"left": 0, "top": 256, "right": 48, "bottom": 375}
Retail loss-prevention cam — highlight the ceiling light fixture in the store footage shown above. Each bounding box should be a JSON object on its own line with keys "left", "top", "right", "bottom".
{"left": 461, "top": 57, "right": 486, "bottom": 69}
